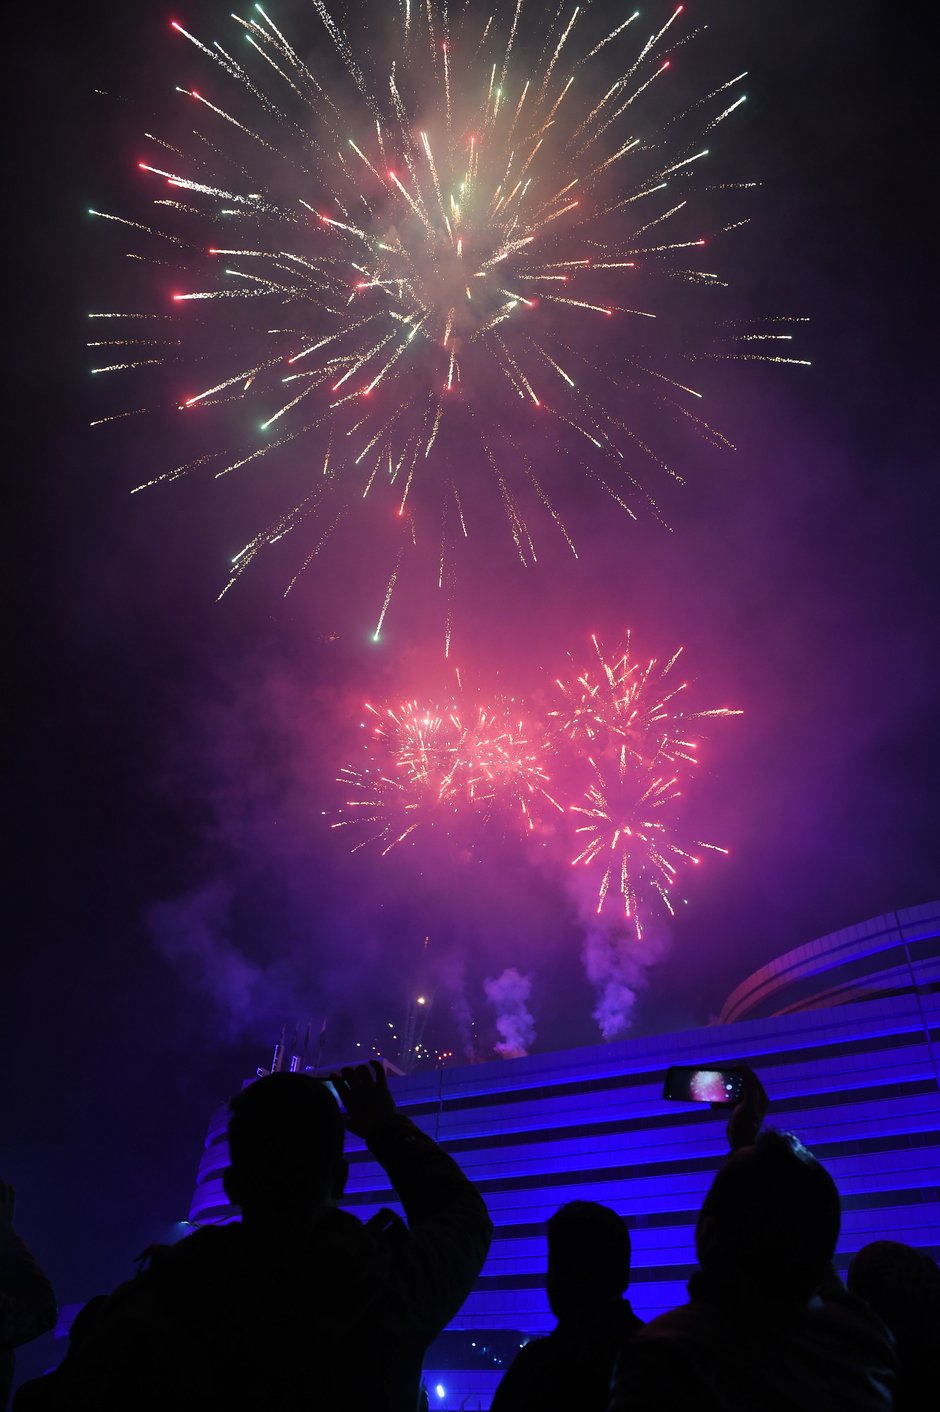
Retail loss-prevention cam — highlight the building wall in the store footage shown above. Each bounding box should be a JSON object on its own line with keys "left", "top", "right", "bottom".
{"left": 190, "top": 980, "right": 940, "bottom": 1407}
{"left": 718, "top": 901, "right": 940, "bottom": 1023}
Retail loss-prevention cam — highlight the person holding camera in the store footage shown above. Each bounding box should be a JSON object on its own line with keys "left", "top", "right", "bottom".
{"left": 16, "top": 1061, "right": 492, "bottom": 1412}
{"left": 608, "top": 1068, "right": 897, "bottom": 1411}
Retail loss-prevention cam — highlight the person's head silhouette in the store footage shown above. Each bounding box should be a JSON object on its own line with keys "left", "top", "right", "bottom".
{"left": 546, "top": 1200, "right": 632, "bottom": 1321}
{"left": 223, "top": 1073, "right": 347, "bottom": 1223}
{"left": 849, "top": 1239, "right": 940, "bottom": 1384}
{"left": 696, "top": 1130, "right": 840, "bottom": 1303}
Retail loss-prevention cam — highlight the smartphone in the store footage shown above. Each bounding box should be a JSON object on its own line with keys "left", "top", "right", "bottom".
{"left": 315, "top": 1077, "right": 341, "bottom": 1104}
{"left": 662, "top": 1064, "right": 745, "bottom": 1105}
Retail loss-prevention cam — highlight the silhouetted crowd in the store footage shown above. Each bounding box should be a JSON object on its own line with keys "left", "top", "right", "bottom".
{"left": 3, "top": 1060, "right": 938, "bottom": 1410}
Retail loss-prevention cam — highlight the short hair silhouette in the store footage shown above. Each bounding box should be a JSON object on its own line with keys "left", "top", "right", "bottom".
{"left": 546, "top": 1200, "right": 631, "bottom": 1319}
{"left": 848, "top": 1238, "right": 940, "bottom": 1389}
{"left": 224, "top": 1072, "right": 345, "bottom": 1209}
{"left": 696, "top": 1130, "right": 840, "bottom": 1302}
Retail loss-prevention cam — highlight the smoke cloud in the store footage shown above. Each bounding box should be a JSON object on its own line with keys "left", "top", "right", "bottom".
{"left": 434, "top": 953, "right": 478, "bottom": 1062}
{"left": 567, "top": 871, "right": 672, "bottom": 1039}
{"left": 148, "top": 882, "right": 296, "bottom": 1040}
{"left": 484, "top": 966, "right": 536, "bottom": 1058}
{"left": 581, "top": 923, "right": 672, "bottom": 1039}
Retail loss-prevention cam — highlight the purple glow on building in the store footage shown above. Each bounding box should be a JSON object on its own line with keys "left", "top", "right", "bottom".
{"left": 188, "top": 904, "right": 940, "bottom": 1409}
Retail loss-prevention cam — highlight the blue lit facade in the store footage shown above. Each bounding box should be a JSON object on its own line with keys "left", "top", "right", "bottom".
{"left": 189, "top": 903, "right": 940, "bottom": 1409}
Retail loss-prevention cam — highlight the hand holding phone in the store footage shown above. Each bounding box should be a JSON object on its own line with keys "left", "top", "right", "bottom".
{"left": 725, "top": 1066, "right": 768, "bottom": 1150}
{"left": 662, "top": 1065, "right": 746, "bottom": 1105}
{"left": 662, "top": 1064, "right": 768, "bottom": 1149}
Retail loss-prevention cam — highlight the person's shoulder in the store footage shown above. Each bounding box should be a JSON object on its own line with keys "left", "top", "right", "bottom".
{"left": 512, "top": 1335, "right": 551, "bottom": 1363}
{"left": 514, "top": 1331, "right": 584, "bottom": 1389}
{"left": 493, "top": 1335, "right": 553, "bottom": 1384}
{"left": 138, "top": 1225, "right": 240, "bottom": 1279}
{"left": 634, "top": 1301, "right": 702, "bottom": 1341}
{"left": 808, "top": 1289, "right": 897, "bottom": 1360}
{"left": 618, "top": 1298, "right": 645, "bottom": 1338}
{"left": 490, "top": 1337, "right": 556, "bottom": 1410}
{"left": 610, "top": 1306, "right": 713, "bottom": 1412}
{"left": 86, "top": 1225, "right": 245, "bottom": 1320}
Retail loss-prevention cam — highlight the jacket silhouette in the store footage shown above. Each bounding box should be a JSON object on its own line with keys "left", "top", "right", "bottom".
{"left": 609, "top": 1131, "right": 896, "bottom": 1412}
{"left": 1, "top": 1181, "right": 57, "bottom": 1412}
{"left": 492, "top": 1200, "right": 642, "bottom": 1412}
{"left": 16, "top": 1067, "right": 491, "bottom": 1412}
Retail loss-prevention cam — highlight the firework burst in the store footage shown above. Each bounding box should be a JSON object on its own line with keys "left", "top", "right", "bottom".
{"left": 554, "top": 632, "right": 739, "bottom": 930}
{"left": 569, "top": 746, "right": 727, "bottom": 937}
{"left": 334, "top": 689, "right": 561, "bottom": 848}
{"left": 333, "top": 762, "right": 458, "bottom": 855}
{"left": 90, "top": 2, "right": 806, "bottom": 636}
{"left": 451, "top": 700, "right": 563, "bottom": 829}
{"left": 551, "top": 630, "right": 740, "bottom": 764}
{"left": 366, "top": 699, "right": 460, "bottom": 788}
{"left": 333, "top": 699, "right": 463, "bottom": 853}
{"left": 334, "top": 631, "right": 739, "bottom": 933}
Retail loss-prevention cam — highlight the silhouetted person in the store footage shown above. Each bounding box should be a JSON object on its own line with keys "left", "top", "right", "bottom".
{"left": 849, "top": 1240, "right": 940, "bottom": 1411}
{"left": 16, "top": 1061, "right": 491, "bottom": 1412}
{"left": 0, "top": 1181, "right": 56, "bottom": 1411}
{"left": 609, "top": 1129, "right": 896, "bottom": 1411}
{"left": 491, "top": 1200, "right": 641, "bottom": 1412}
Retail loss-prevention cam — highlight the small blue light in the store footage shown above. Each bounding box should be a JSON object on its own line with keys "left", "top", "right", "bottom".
{"left": 434, "top": 1385, "right": 446, "bottom": 1400}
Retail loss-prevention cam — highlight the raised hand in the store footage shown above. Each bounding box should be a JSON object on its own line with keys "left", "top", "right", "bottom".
{"left": 725, "top": 1066, "right": 768, "bottom": 1150}
{"left": 330, "top": 1059, "right": 397, "bottom": 1137}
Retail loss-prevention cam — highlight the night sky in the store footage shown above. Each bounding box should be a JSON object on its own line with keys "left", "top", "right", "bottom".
{"left": 5, "top": 0, "right": 938, "bottom": 1378}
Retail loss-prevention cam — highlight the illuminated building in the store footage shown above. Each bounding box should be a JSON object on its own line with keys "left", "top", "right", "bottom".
{"left": 189, "top": 902, "right": 940, "bottom": 1408}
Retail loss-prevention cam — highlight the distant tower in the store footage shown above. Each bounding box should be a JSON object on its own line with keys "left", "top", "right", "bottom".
{"left": 398, "top": 991, "right": 432, "bottom": 1072}
{"left": 396, "top": 935, "right": 434, "bottom": 1072}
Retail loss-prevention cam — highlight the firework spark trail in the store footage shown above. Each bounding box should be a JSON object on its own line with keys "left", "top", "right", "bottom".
{"left": 336, "top": 689, "right": 562, "bottom": 846}
{"left": 553, "top": 633, "right": 738, "bottom": 931}
{"left": 569, "top": 751, "right": 685, "bottom": 932}
{"left": 450, "top": 701, "right": 564, "bottom": 829}
{"left": 91, "top": 1, "right": 806, "bottom": 637}
{"left": 550, "top": 632, "right": 702, "bottom": 759}
{"left": 334, "top": 633, "right": 738, "bottom": 936}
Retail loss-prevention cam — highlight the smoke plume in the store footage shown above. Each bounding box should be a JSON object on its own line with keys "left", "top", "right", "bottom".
{"left": 148, "top": 882, "right": 295, "bottom": 1039}
{"left": 564, "top": 868, "right": 672, "bottom": 1039}
{"left": 484, "top": 966, "right": 535, "bottom": 1058}
{"left": 580, "top": 921, "right": 672, "bottom": 1039}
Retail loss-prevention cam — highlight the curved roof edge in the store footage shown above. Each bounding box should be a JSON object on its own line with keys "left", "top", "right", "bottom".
{"left": 718, "top": 901, "right": 940, "bottom": 1025}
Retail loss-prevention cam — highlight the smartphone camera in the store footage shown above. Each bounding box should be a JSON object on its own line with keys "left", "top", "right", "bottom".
{"left": 662, "top": 1065, "right": 745, "bottom": 1106}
